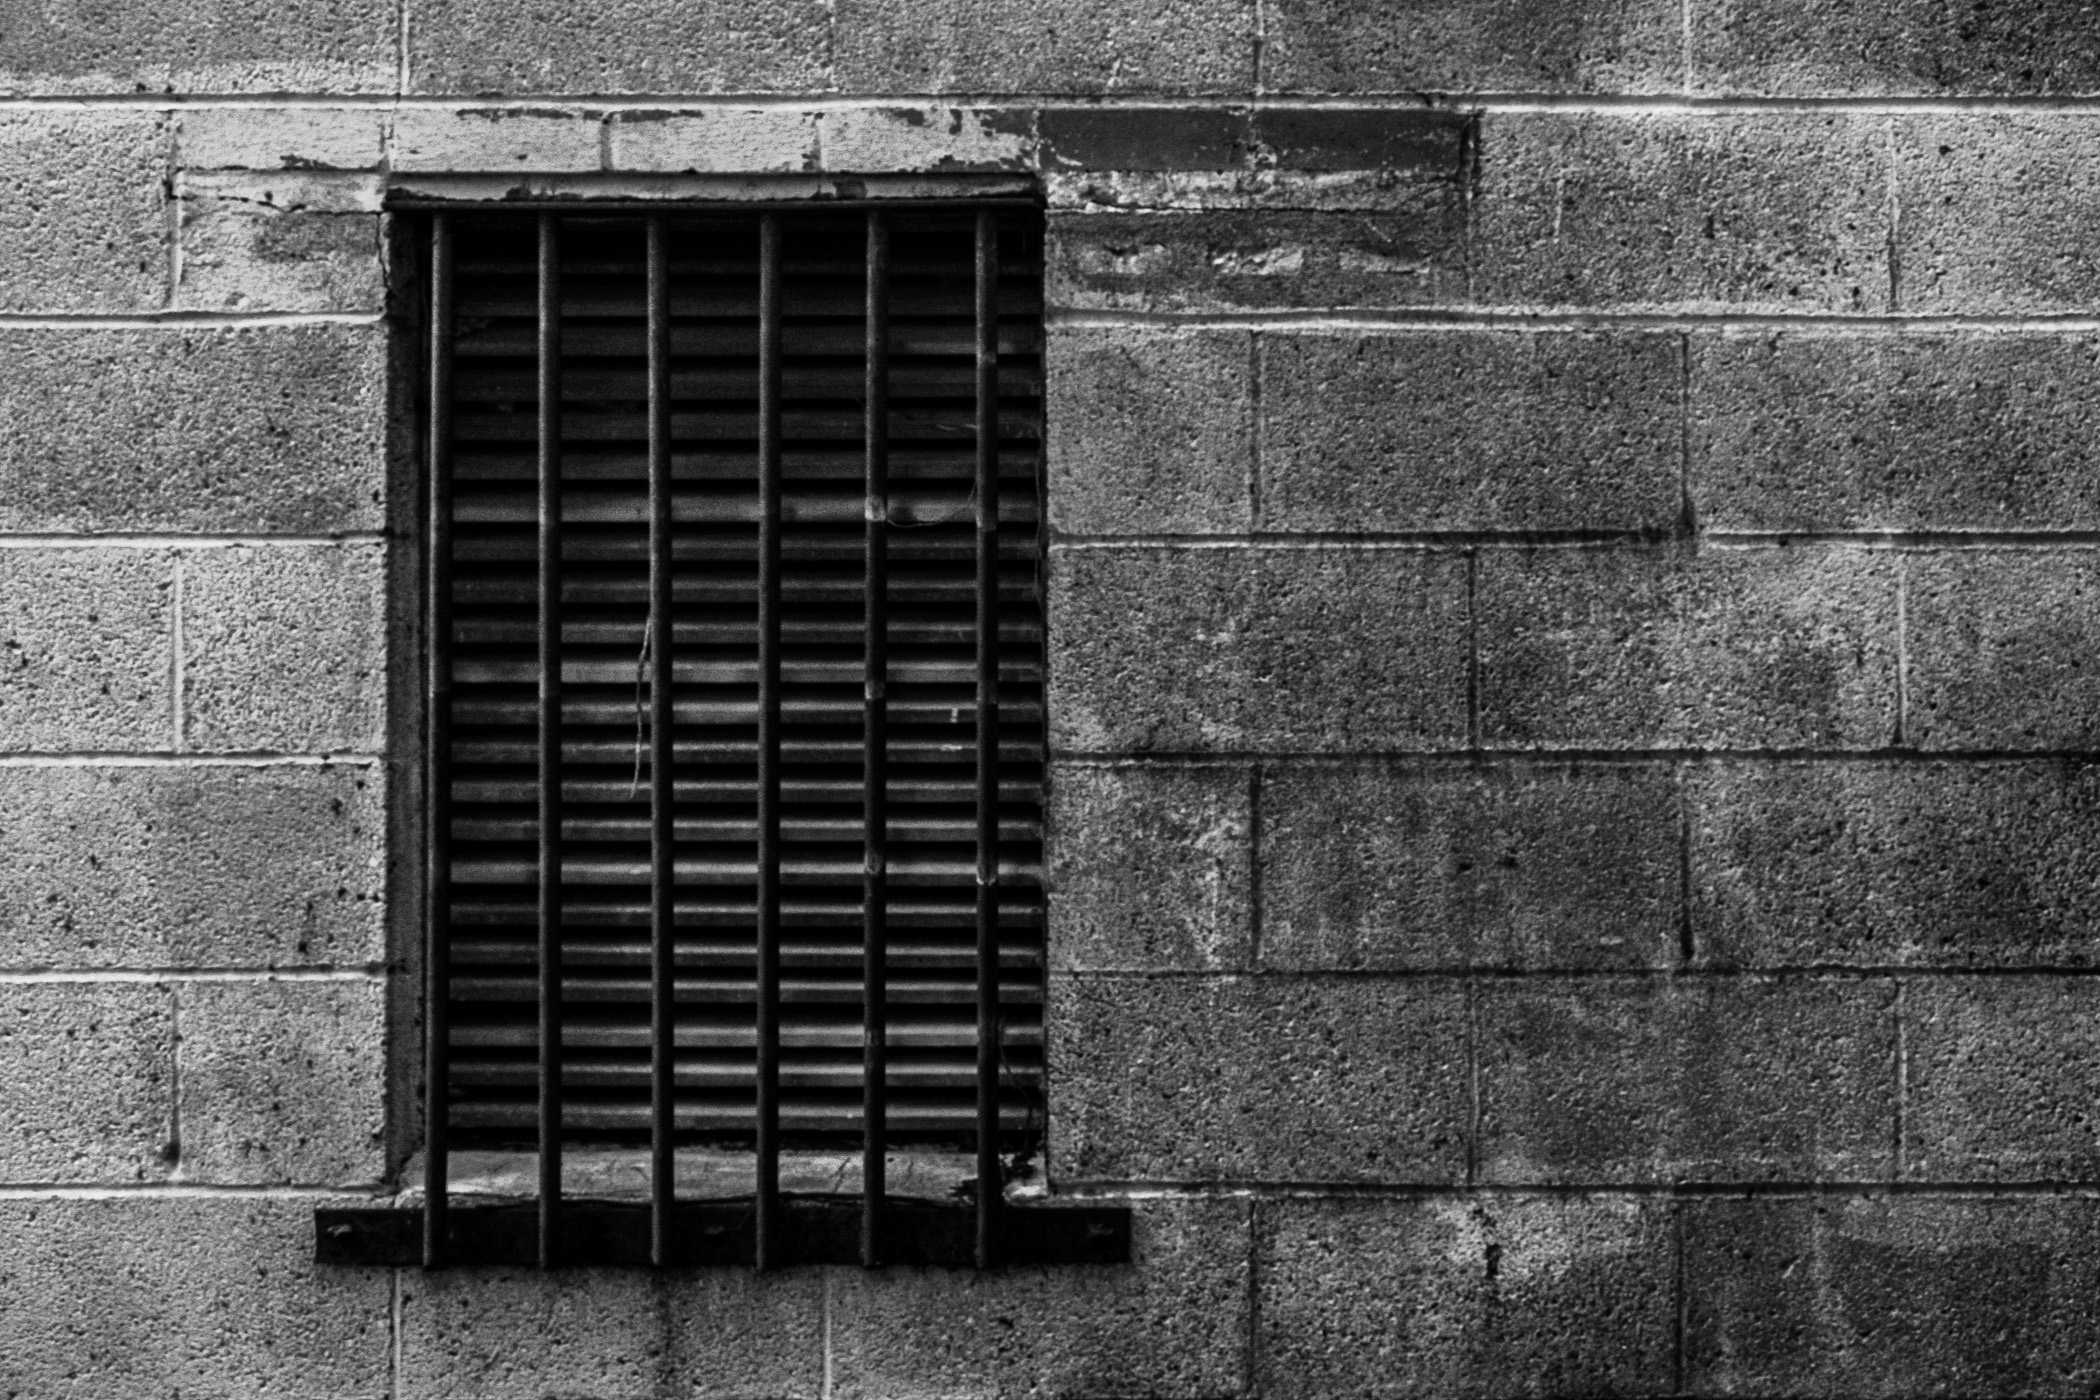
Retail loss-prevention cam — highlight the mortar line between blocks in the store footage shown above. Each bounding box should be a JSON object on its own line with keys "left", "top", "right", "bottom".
{"left": 1896, "top": 555, "right": 1912, "bottom": 746}
{"left": 1894, "top": 978, "right": 1909, "bottom": 1179}
{"left": 1055, "top": 310, "right": 2100, "bottom": 334}
{"left": 389, "top": 1267, "right": 404, "bottom": 1400}
{"left": 1247, "top": 331, "right": 1263, "bottom": 531}
{"left": 1885, "top": 116, "right": 1903, "bottom": 311}
{"left": 395, "top": 0, "right": 409, "bottom": 98}
{"left": 0, "top": 1182, "right": 398, "bottom": 1200}
{"left": 166, "top": 982, "right": 183, "bottom": 1178}
{"left": 0, "top": 968, "right": 388, "bottom": 984}
{"left": 1244, "top": 1196, "right": 1262, "bottom": 1398}
{"left": 0, "top": 752, "right": 383, "bottom": 767}
{"left": 1247, "top": 763, "right": 1264, "bottom": 970}
{"left": 0, "top": 533, "right": 388, "bottom": 548}
{"left": 171, "top": 552, "right": 185, "bottom": 752}
{"left": 1676, "top": 764, "right": 1695, "bottom": 968}
{"left": 0, "top": 312, "right": 383, "bottom": 328}
{"left": 162, "top": 118, "right": 179, "bottom": 310}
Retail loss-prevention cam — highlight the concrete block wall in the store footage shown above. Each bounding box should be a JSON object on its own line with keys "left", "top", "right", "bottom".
{"left": 2, "top": 6, "right": 2098, "bottom": 1397}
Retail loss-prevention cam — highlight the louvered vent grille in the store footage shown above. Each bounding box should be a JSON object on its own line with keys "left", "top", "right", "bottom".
{"left": 434, "top": 209, "right": 1045, "bottom": 1152}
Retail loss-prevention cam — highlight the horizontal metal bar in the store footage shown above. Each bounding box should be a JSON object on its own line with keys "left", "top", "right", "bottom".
{"left": 386, "top": 174, "right": 1040, "bottom": 212}
{"left": 315, "top": 1199, "right": 1130, "bottom": 1269}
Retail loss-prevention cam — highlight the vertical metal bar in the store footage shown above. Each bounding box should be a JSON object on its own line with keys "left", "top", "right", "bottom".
{"left": 422, "top": 213, "right": 456, "bottom": 1270}
{"left": 755, "top": 211, "right": 784, "bottom": 1270}
{"left": 536, "top": 212, "right": 565, "bottom": 1270}
{"left": 972, "top": 211, "right": 1000, "bottom": 1272}
{"left": 861, "top": 210, "right": 890, "bottom": 1270}
{"left": 647, "top": 217, "right": 675, "bottom": 1268}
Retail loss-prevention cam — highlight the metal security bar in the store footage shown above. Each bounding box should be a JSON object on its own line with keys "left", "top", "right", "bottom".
{"left": 323, "top": 200, "right": 1129, "bottom": 1272}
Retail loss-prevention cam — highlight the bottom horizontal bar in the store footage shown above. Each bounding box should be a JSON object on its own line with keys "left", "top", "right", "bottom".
{"left": 315, "top": 1196, "right": 1130, "bottom": 1268}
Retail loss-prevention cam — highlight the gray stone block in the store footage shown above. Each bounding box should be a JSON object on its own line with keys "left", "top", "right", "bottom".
{"left": 607, "top": 109, "right": 819, "bottom": 174}
{"left": 829, "top": 1198, "right": 1249, "bottom": 1399}
{"left": 1685, "top": 1197, "right": 2100, "bottom": 1396}
{"left": 0, "top": 761, "right": 384, "bottom": 969}
{"left": 0, "top": 549, "right": 174, "bottom": 753}
{"left": 1257, "top": 1196, "right": 1675, "bottom": 1398}
{"left": 399, "top": 1266, "right": 823, "bottom": 1398}
{"left": 174, "top": 173, "right": 384, "bottom": 313}
{"left": 1692, "top": 333, "right": 2100, "bottom": 532}
{"left": 1476, "top": 977, "right": 1896, "bottom": 1183}
{"left": 1260, "top": 761, "right": 1680, "bottom": 971}
{"left": 0, "top": 0, "right": 394, "bottom": 94}
{"left": 1260, "top": 331, "right": 1683, "bottom": 533}
{"left": 178, "top": 108, "right": 386, "bottom": 171}
{"left": 1905, "top": 977, "right": 2100, "bottom": 1181}
{"left": 1475, "top": 545, "right": 1900, "bottom": 750}
{"left": 0, "top": 111, "right": 169, "bottom": 313}
{"left": 1894, "top": 118, "right": 2100, "bottom": 313}
{"left": 1046, "top": 327, "right": 1253, "bottom": 535}
{"left": 181, "top": 544, "right": 388, "bottom": 755}
{"left": 817, "top": 107, "right": 1033, "bottom": 174}
{"left": 177, "top": 980, "right": 385, "bottom": 1185}
{"left": 1689, "top": 760, "right": 2100, "bottom": 968}
{"left": 1906, "top": 551, "right": 2100, "bottom": 751}
{"left": 1263, "top": 0, "right": 1682, "bottom": 94}
{"left": 1694, "top": 0, "right": 2100, "bottom": 94}
{"left": 1051, "top": 974, "right": 1468, "bottom": 1182}
{"left": 1254, "top": 108, "right": 1473, "bottom": 172}
{"left": 834, "top": 0, "right": 1254, "bottom": 93}
{"left": 1049, "top": 545, "right": 1470, "bottom": 753}
{"left": 406, "top": 0, "right": 829, "bottom": 93}
{"left": 389, "top": 108, "right": 603, "bottom": 172}
{"left": 0, "top": 984, "right": 170, "bottom": 1183}
{"left": 1473, "top": 112, "right": 1891, "bottom": 312}
{"left": 0, "top": 327, "right": 387, "bottom": 533}
{"left": 0, "top": 1197, "right": 389, "bottom": 1398}
{"left": 1047, "top": 762, "right": 1252, "bottom": 972}
{"left": 1040, "top": 108, "right": 1255, "bottom": 172}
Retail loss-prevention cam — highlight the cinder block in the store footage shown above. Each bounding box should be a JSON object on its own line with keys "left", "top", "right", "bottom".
{"left": 0, "top": 111, "right": 169, "bottom": 313}
{"left": 1685, "top": 1196, "right": 2100, "bottom": 1396}
{"left": 607, "top": 109, "right": 819, "bottom": 174}
{"left": 0, "top": 0, "right": 394, "bottom": 94}
{"left": 181, "top": 545, "right": 388, "bottom": 754}
{"left": 0, "top": 762, "right": 384, "bottom": 969}
{"left": 1262, "top": 0, "right": 1682, "bottom": 94}
{"left": 818, "top": 107, "right": 1034, "bottom": 174}
{"left": 0, "top": 549, "right": 173, "bottom": 753}
{"left": 1473, "top": 112, "right": 1891, "bottom": 312}
{"left": 1694, "top": 0, "right": 2100, "bottom": 95}
{"left": 1690, "top": 760, "right": 2100, "bottom": 968}
{"left": 176, "top": 980, "right": 384, "bottom": 1185}
{"left": 1894, "top": 116, "right": 2100, "bottom": 313}
{"left": 0, "top": 984, "right": 170, "bottom": 1183}
{"left": 829, "top": 1197, "right": 1248, "bottom": 1399}
{"left": 405, "top": 0, "right": 829, "bottom": 93}
{"left": 0, "top": 1197, "right": 389, "bottom": 1398}
{"left": 389, "top": 108, "right": 603, "bottom": 173}
{"left": 1260, "top": 331, "right": 1683, "bottom": 533}
{"left": 1906, "top": 552, "right": 2100, "bottom": 751}
{"left": 1476, "top": 977, "right": 1896, "bottom": 1183}
{"left": 174, "top": 173, "right": 384, "bottom": 313}
{"left": 1692, "top": 333, "right": 2100, "bottom": 532}
{"left": 1475, "top": 545, "right": 1900, "bottom": 750}
{"left": 1048, "top": 545, "right": 1470, "bottom": 753}
{"left": 399, "top": 1267, "right": 823, "bottom": 1398}
{"left": 834, "top": 0, "right": 1254, "bottom": 92}
{"left": 1260, "top": 762, "right": 1680, "bottom": 971}
{"left": 178, "top": 108, "right": 386, "bottom": 171}
{"left": 1257, "top": 1196, "right": 1675, "bottom": 1398}
{"left": 0, "top": 327, "right": 386, "bottom": 534}
{"left": 1047, "top": 762, "right": 1252, "bottom": 972}
{"left": 1046, "top": 327, "right": 1253, "bottom": 535}
{"left": 1905, "top": 977, "right": 2100, "bottom": 1181}
{"left": 1048, "top": 206, "right": 1465, "bottom": 311}
{"left": 1051, "top": 974, "right": 1468, "bottom": 1182}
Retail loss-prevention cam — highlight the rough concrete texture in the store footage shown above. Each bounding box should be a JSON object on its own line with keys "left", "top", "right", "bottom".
{"left": 0, "top": 0, "right": 394, "bottom": 94}
{"left": 1694, "top": 0, "right": 2100, "bottom": 94}
{"left": 0, "top": 1197, "right": 388, "bottom": 1397}
{"left": 834, "top": 0, "right": 1254, "bottom": 93}
{"left": 1904, "top": 977, "right": 2100, "bottom": 1181}
{"left": 829, "top": 1198, "right": 1249, "bottom": 1399}
{"left": 0, "top": 549, "right": 173, "bottom": 752}
{"left": 1048, "top": 205, "right": 1465, "bottom": 311}
{"left": 818, "top": 107, "right": 1034, "bottom": 174}
{"left": 1261, "top": 331, "right": 1683, "bottom": 533}
{"left": 398, "top": 1266, "right": 824, "bottom": 1398}
{"left": 1262, "top": 0, "right": 1682, "bottom": 94}
{"left": 1690, "top": 760, "right": 2100, "bottom": 968}
{"left": 1893, "top": 116, "right": 2100, "bottom": 313}
{"left": 608, "top": 109, "right": 819, "bottom": 174}
{"left": 406, "top": 0, "right": 830, "bottom": 93}
{"left": 178, "top": 107, "right": 385, "bottom": 171}
{"left": 1476, "top": 977, "right": 1896, "bottom": 1183}
{"left": 1692, "top": 333, "right": 2100, "bottom": 532}
{"left": 0, "top": 326, "right": 386, "bottom": 533}
{"left": 1260, "top": 762, "right": 1680, "bottom": 971}
{"left": 180, "top": 544, "right": 388, "bottom": 754}
{"left": 0, "top": 983, "right": 170, "bottom": 1183}
{"left": 0, "top": 761, "right": 384, "bottom": 968}
{"left": 1473, "top": 113, "right": 1891, "bottom": 312}
{"left": 389, "top": 108, "right": 603, "bottom": 173}
{"left": 1685, "top": 1196, "right": 2100, "bottom": 1396}
{"left": 1047, "top": 762, "right": 1251, "bottom": 971}
{"left": 1906, "top": 551, "right": 2100, "bottom": 751}
{"left": 175, "top": 173, "right": 384, "bottom": 313}
{"left": 1258, "top": 1196, "right": 1676, "bottom": 1398}
{"left": 1051, "top": 974, "right": 1468, "bottom": 1182}
{"left": 1046, "top": 327, "right": 1253, "bottom": 534}
{"left": 0, "top": 110, "right": 168, "bottom": 313}
{"left": 1049, "top": 545, "right": 1470, "bottom": 753}
{"left": 1476, "top": 545, "right": 1900, "bottom": 750}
